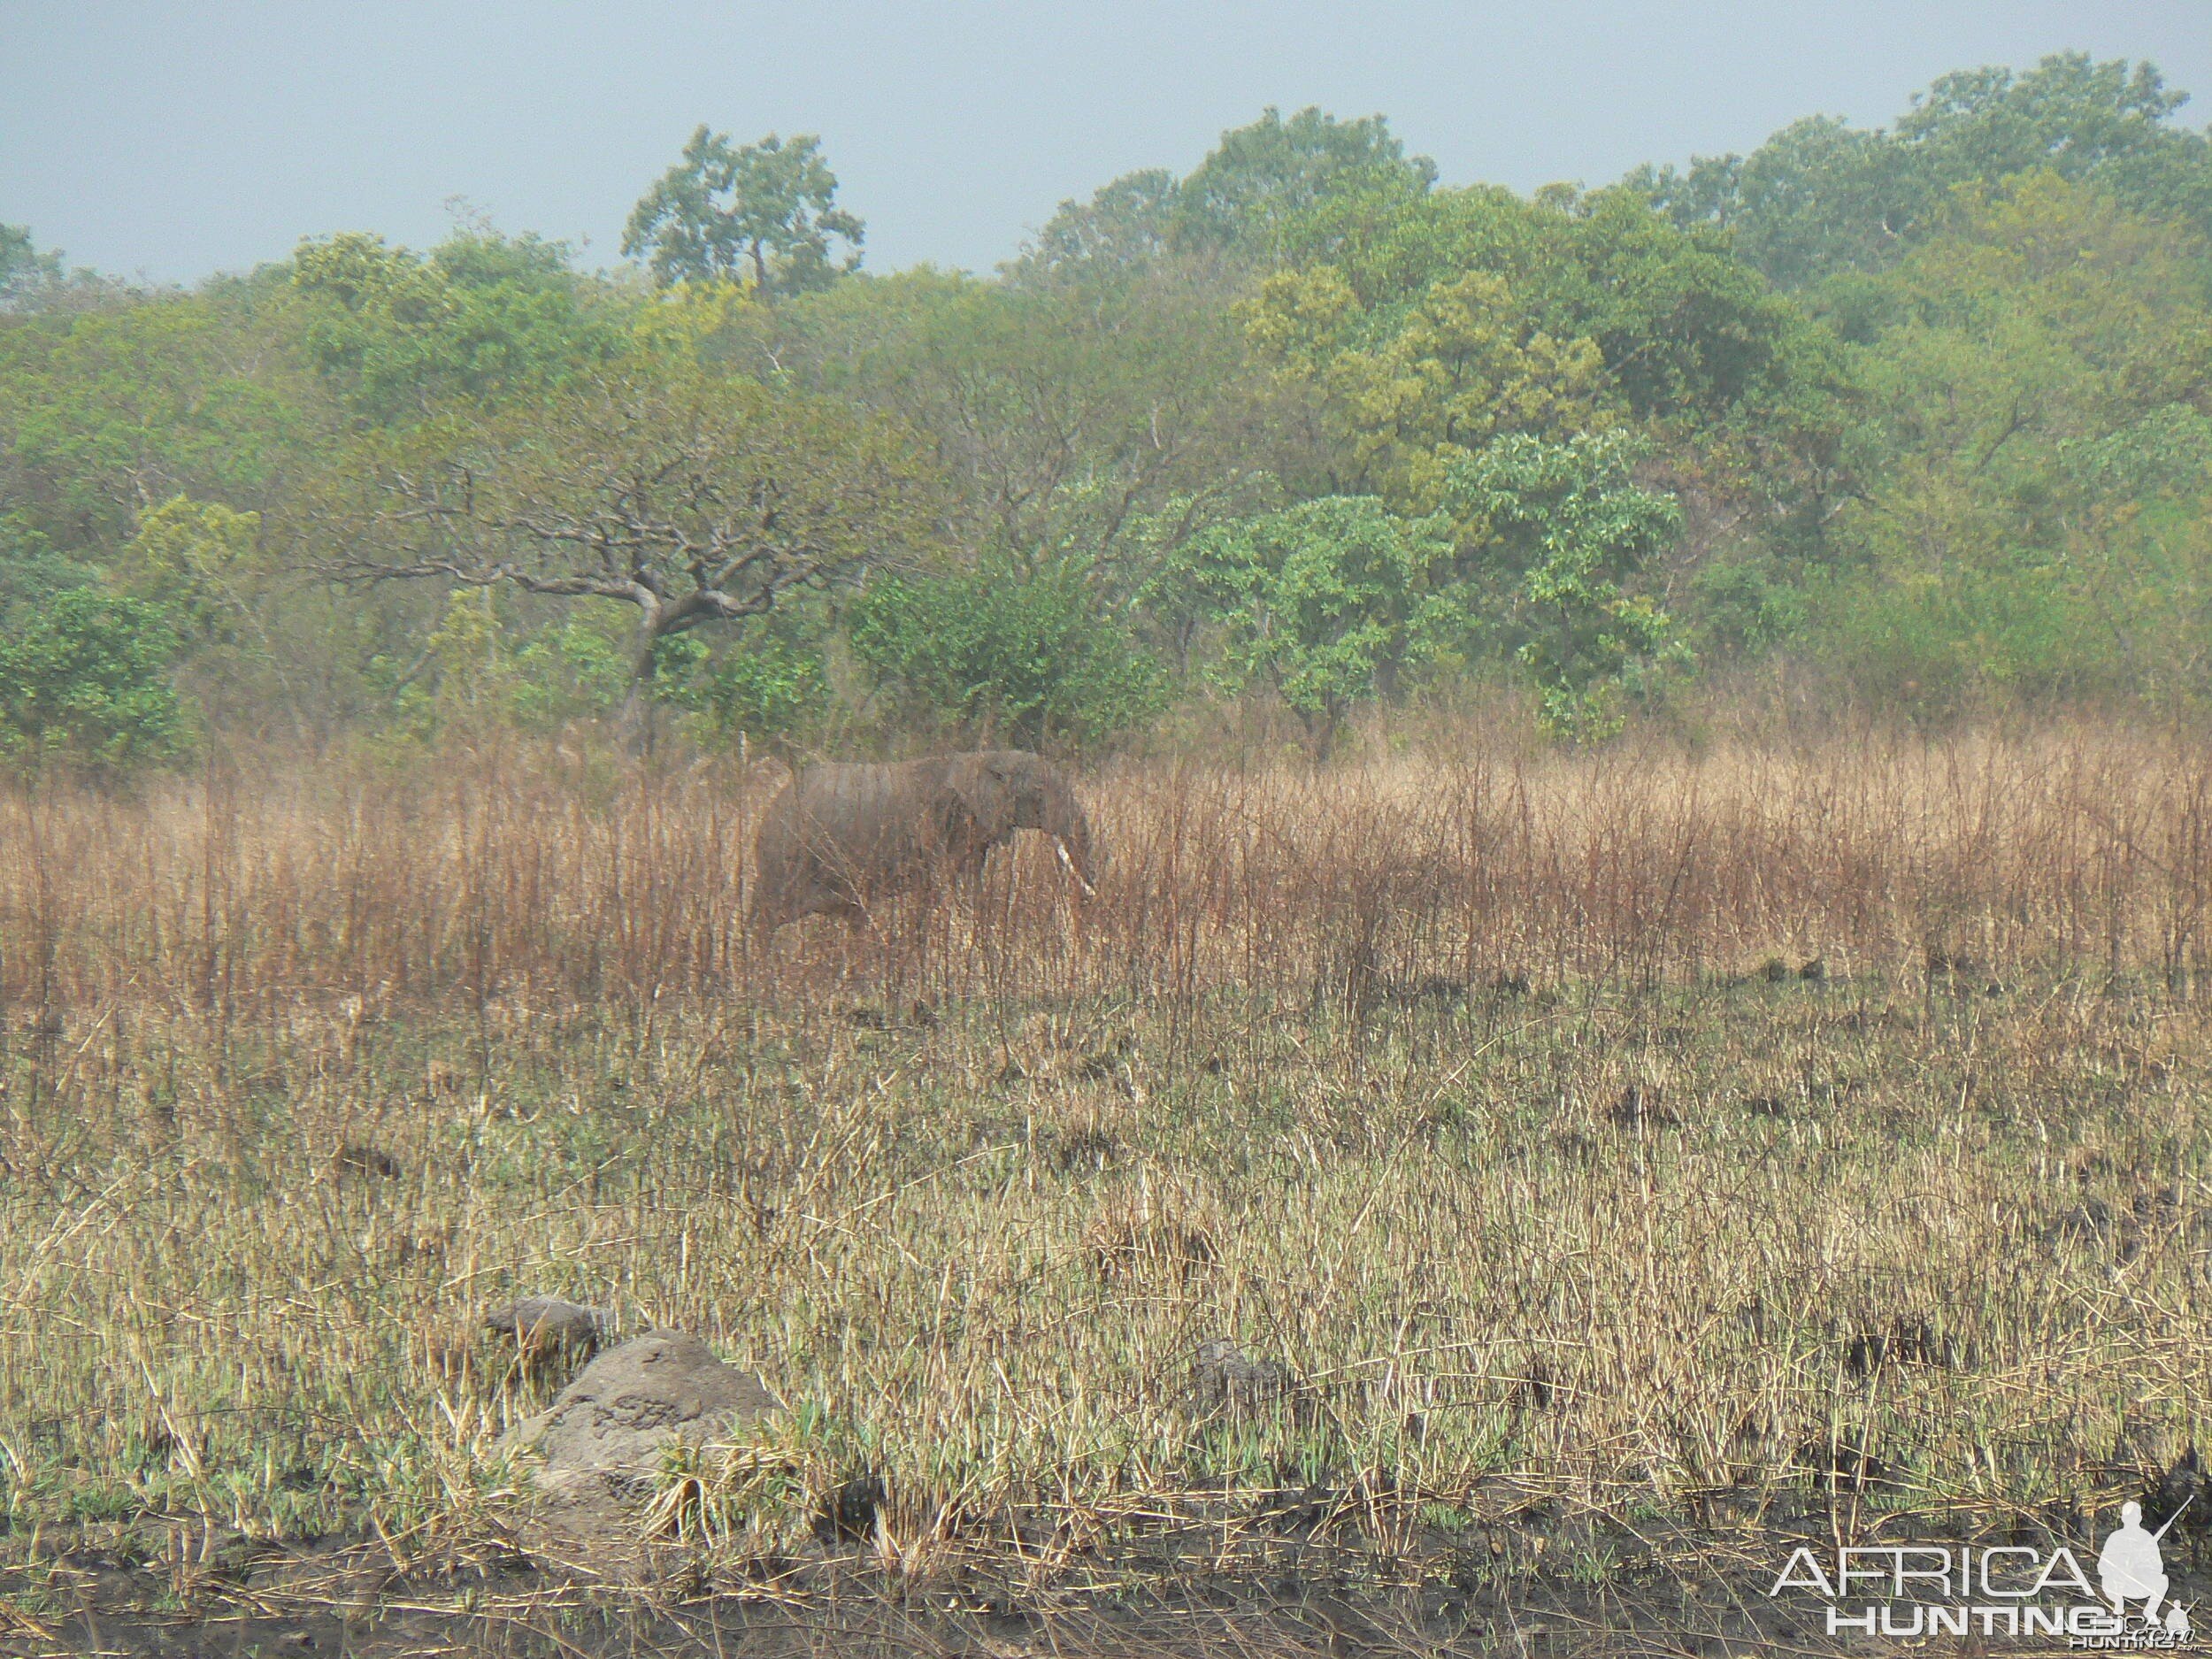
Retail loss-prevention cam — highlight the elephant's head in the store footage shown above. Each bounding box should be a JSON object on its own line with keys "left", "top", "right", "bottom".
{"left": 944, "top": 750, "right": 1097, "bottom": 896}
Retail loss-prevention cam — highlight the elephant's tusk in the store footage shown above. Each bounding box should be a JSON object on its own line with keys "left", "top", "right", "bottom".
{"left": 1055, "top": 837, "right": 1097, "bottom": 899}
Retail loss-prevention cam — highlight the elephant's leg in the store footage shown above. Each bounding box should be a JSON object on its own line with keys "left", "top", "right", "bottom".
{"left": 944, "top": 847, "right": 997, "bottom": 926}
{"left": 785, "top": 859, "right": 874, "bottom": 927}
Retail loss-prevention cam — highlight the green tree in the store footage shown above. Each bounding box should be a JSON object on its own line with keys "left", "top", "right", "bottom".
{"left": 368, "top": 594, "right": 672, "bottom": 741}
{"left": 0, "top": 225, "right": 63, "bottom": 310}
{"left": 679, "top": 611, "right": 832, "bottom": 756}
{"left": 1250, "top": 180, "right": 1846, "bottom": 493}
{"left": 0, "top": 587, "right": 188, "bottom": 771}
{"left": 117, "top": 494, "right": 262, "bottom": 643}
{"left": 1629, "top": 54, "right": 2212, "bottom": 288}
{"left": 849, "top": 556, "right": 1164, "bottom": 750}
{"left": 1010, "top": 169, "right": 1180, "bottom": 285}
{"left": 507, "top": 607, "right": 639, "bottom": 732}
{"left": 0, "top": 512, "right": 96, "bottom": 614}
{"left": 1248, "top": 174, "right": 1850, "bottom": 666}
{"left": 1444, "top": 432, "right": 1686, "bottom": 742}
{"left": 624, "top": 128, "right": 863, "bottom": 298}
{"left": 739, "top": 267, "right": 1258, "bottom": 602}
{"left": 1811, "top": 173, "right": 2212, "bottom": 710}
{"left": 1245, "top": 262, "right": 1617, "bottom": 511}
{"left": 0, "top": 294, "right": 317, "bottom": 549}
{"left": 291, "top": 229, "right": 622, "bottom": 422}
{"left": 1896, "top": 54, "right": 2210, "bottom": 229}
{"left": 1175, "top": 495, "right": 1460, "bottom": 752}
{"left": 1176, "top": 106, "right": 1436, "bottom": 257}
{"left": 1012, "top": 107, "right": 1436, "bottom": 286}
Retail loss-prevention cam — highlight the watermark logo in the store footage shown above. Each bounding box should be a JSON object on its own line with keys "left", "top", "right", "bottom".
{"left": 2105, "top": 1502, "right": 2187, "bottom": 1635}
{"left": 1766, "top": 1497, "right": 2196, "bottom": 1648}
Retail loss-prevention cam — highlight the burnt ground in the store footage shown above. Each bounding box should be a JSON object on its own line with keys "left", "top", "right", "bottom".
{"left": 9, "top": 1490, "right": 2209, "bottom": 1659}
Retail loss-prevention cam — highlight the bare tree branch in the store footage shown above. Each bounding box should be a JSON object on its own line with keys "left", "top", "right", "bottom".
{"left": 312, "top": 367, "right": 941, "bottom": 735}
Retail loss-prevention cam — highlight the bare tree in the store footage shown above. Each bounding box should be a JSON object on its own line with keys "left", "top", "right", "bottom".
{"left": 319, "top": 367, "right": 939, "bottom": 739}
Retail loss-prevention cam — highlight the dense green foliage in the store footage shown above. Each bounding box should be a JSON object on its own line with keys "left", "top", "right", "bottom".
{"left": 0, "top": 585, "right": 187, "bottom": 771}
{"left": 1447, "top": 433, "right": 1687, "bottom": 741}
{"left": 1177, "top": 496, "right": 1458, "bottom": 750}
{"left": 1627, "top": 53, "right": 2212, "bottom": 288}
{"left": 1, "top": 53, "right": 2208, "bottom": 766}
{"left": 850, "top": 557, "right": 1164, "bottom": 749}
{"left": 623, "top": 128, "right": 863, "bottom": 297}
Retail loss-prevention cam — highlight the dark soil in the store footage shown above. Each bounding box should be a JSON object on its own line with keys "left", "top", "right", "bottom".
{"left": 13, "top": 1495, "right": 2207, "bottom": 1658}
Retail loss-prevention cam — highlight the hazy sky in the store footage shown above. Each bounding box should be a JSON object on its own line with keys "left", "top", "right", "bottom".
{"left": 4, "top": 2, "right": 2209, "bottom": 285}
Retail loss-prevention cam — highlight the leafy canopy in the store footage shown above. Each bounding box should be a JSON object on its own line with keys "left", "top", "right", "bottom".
{"left": 1629, "top": 53, "right": 2212, "bottom": 288}
{"left": 1811, "top": 173, "right": 2212, "bottom": 710}
{"left": 1175, "top": 495, "right": 1461, "bottom": 749}
{"left": 1445, "top": 431, "right": 1686, "bottom": 742}
{"left": 1176, "top": 105, "right": 1438, "bottom": 257}
{"left": 1241, "top": 177, "right": 1846, "bottom": 558}
{"left": 291, "top": 228, "right": 621, "bottom": 422}
{"left": 1013, "top": 106, "right": 1436, "bottom": 283}
{"left": 0, "top": 225, "right": 64, "bottom": 310}
{"left": 738, "top": 266, "right": 1255, "bottom": 596}
{"left": 320, "top": 360, "right": 942, "bottom": 698}
{"left": 849, "top": 556, "right": 1165, "bottom": 752}
{"left": 677, "top": 611, "right": 832, "bottom": 757}
{"left": 624, "top": 128, "right": 863, "bottom": 299}
{"left": 0, "top": 587, "right": 189, "bottom": 772}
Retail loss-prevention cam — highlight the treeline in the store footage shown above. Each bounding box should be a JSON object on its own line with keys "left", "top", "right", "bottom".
{"left": 2, "top": 51, "right": 2208, "bottom": 768}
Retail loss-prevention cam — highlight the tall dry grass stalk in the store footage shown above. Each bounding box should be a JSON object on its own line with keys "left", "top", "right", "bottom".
{"left": 3, "top": 724, "right": 2208, "bottom": 1017}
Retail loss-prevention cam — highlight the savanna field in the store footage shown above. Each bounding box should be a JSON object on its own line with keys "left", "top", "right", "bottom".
{"left": 7, "top": 13, "right": 2212, "bottom": 1650}
{"left": 3, "top": 723, "right": 2210, "bottom": 1654}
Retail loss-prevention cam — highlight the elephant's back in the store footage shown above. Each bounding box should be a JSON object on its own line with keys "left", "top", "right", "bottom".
{"left": 787, "top": 760, "right": 932, "bottom": 864}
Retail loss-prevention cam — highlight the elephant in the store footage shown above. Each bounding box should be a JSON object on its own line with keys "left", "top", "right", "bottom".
{"left": 748, "top": 750, "right": 1096, "bottom": 932}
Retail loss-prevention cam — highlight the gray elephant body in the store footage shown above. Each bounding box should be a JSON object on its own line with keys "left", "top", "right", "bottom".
{"left": 749, "top": 750, "right": 1094, "bottom": 931}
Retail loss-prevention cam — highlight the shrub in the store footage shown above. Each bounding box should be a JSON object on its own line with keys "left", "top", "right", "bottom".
{"left": 0, "top": 587, "right": 189, "bottom": 772}
{"left": 848, "top": 557, "right": 1164, "bottom": 750}
{"left": 1172, "top": 495, "right": 1461, "bottom": 754}
{"left": 680, "top": 620, "right": 832, "bottom": 755}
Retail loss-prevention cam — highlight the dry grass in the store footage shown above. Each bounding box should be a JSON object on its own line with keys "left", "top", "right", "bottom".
{"left": 5, "top": 722, "right": 2211, "bottom": 1012}
{"left": 1, "top": 721, "right": 2209, "bottom": 1632}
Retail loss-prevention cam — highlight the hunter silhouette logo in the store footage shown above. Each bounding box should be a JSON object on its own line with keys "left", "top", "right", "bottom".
{"left": 1767, "top": 1494, "right": 2198, "bottom": 1646}
{"left": 2101, "top": 1498, "right": 2193, "bottom": 1639}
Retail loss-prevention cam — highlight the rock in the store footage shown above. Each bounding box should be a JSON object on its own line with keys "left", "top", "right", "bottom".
{"left": 495, "top": 1332, "right": 780, "bottom": 1578}
{"left": 507, "top": 1332, "right": 780, "bottom": 1504}
{"left": 1191, "top": 1339, "right": 1295, "bottom": 1416}
{"left": 484, "top": 1297, "right": 611, "bottom": 1363}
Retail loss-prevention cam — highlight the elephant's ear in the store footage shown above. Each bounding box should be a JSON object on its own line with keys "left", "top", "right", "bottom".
{"left": 943, "top": 753, "right": 1016, "bottom": 836}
